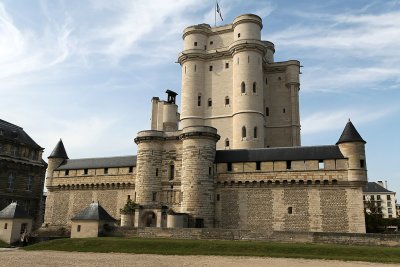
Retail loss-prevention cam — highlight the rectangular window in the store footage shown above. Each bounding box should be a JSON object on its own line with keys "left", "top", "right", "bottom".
{"left": 194, "top": 42, "right": 197, "bottom": 46}
{"left": 225, "top": 62, "right": 229, "bottom": 68}
{"left": 209, "top": 167, "right": 212, "bottom": 175}
{"left": 225, "top": 97, "right": 229, "bottom": 105}
{"left": 26, "top": 176, "right": 33, "bottom": 191}
{"left": 209, "top": 66, "right": 213, "bottom": 71}
{"left": 388, "top": 208, "right": 393, "bottom": 214}
{"left": 318, "top": 160, "right": 324, "bottom": 169}
{"left": 8, "top": 172, "right": 15, "bottom": 190}
{"left": 286, "top": 161, "right": 292, "bottom": 170}
{"left": 84, "top": 169, "right": 88, "bottom": 175}
{"left": 198, "top": 95, "right": 201, "bottom": 106}
{"left": 65, "top": 170, "right": 69, "bottom": 176}
{"left": 256, "top": 161, "right": 261, "bottom": 170}
{"left": 169, "top": 165, "right": 175, "bottom": 180}
{"left": 209, "top": 41, "right": 213, "bottom": 45}
{"left": 12, "top": 146, "right": 18, "bottom": 157}
{"left": 227, "top": 162, "right": 232, "bottom": 172}
{"left": 77, "top": 225, "right": 81, "bottom": 232}
{"left": 4, "top": 223, "right": 7, "bottom": 230}
{"left": 152, "top": 192, "right": 157, "bottom": 201}
{"left": 388, "top": 201, "right": 392, "bottom": 207}
{"left": 360, "top": 160, "right": 365, "bottom": 168}
{"left": 371, "top": 195, "right": 375, "bottom": 201}
{"left": 156, "top": 168, "right": 159, "bottom": 176}
{"left": 129, "top": 166, "right": 133, "bottom": 173}
{"left": 377, "top": 195, "right": 381, "bottom": 200}
{"left": 216, "top": 194, "right": 220, "bottom": 201}
{"left": 208, "top": 99, "right": 212, "bottom": 107}
{"left": 104, "top": 168, "right": 108, "bottom": 174}
{"left": 387, "top": 195, "right": 391, "bottom": 200}
{"left": 288, "top": 207, "right": 293, "bottom": 214}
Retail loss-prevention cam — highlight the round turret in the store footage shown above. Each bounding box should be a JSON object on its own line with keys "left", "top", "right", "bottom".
{"left": 182, "top": 24, "right": 211, "bottom": 51}
{"left": 180, "top": 126, "right": 220, "bottom": 227}
{"left": 336, "top": 120, "right": 367, "bottom": 182}
{"left": 232, "top": 14, "right": 262, "bottom": 41}
{"left": 134, "top": 131, "right": 164, "bottom": 205}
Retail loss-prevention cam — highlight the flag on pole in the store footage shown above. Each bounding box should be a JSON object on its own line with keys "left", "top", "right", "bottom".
{"left": 216, "top": 2, "right": 223, "bottom": 21}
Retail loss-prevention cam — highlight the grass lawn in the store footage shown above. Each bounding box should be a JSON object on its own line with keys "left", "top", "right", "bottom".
{"left": 24, "top": 237, "right": 400, "bottom": 263}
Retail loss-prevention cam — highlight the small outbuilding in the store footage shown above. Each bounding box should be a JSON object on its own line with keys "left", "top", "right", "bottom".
{"left": 70, "top": 201, "right": 116, "bottom": 238}
{"left": 0, "top": 202, "right": 33, "bottom": 244}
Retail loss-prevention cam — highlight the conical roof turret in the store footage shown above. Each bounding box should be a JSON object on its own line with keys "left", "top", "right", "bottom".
{"left": 336, "top": 120, "right": 366, "bottom": 145}
{"left": 48, "top": 139, "right": 69, "bottom": 159}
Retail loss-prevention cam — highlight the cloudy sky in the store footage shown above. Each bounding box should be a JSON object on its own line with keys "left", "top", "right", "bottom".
{"left": 1, "top": 1, "right": 399, "bottom": 192}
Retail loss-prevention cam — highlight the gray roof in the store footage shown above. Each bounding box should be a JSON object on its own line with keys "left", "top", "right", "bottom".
{"left": 215, "top": 145, "right": 345, "bottom": 163}
{"left": 48, "top": 139, "right": 69, "bottom": 159}
{"left": 363, "top": 182, "right": 394, "bottom": 193}
{"left": 0, "top": 119, "right": 42, "bottom": 149}
{"left": 337, "top": 120, "right": 366, "bottom": 145}
{"left": 0, "top": 203, "right": 32, "bottom": 219}
{"left": 55, "top": 155, "right": 137, "bottom": 170}
{"left": 71, "top": 202, "right": 116, "bottom": 221}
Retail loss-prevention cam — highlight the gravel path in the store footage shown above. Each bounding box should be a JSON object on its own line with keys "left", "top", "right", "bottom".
{"left": 1, "top": 250, "right": 399, "bottom": 267}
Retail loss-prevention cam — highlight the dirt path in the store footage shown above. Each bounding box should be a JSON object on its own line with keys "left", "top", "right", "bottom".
{"left": 0, "top": 250, "right": 399, "bottom": 267}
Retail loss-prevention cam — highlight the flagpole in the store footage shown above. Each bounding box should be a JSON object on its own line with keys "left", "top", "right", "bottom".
{"left": 215, "top": 0, "right": 217, "bottom": 27}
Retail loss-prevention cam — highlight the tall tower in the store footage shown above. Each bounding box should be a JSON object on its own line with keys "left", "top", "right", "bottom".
{"left": 231, "top": 14, "right": 265, "bottom": 149}
{"left": 178, "top": 14, "right": 300, "bottom": 150}
{"left": 46, "top": 139, "right": 68, "bottom": 188}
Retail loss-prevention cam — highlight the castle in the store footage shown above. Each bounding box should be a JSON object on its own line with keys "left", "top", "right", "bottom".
{"left": 44, "top": 14, "right": 367, "bottom": 233}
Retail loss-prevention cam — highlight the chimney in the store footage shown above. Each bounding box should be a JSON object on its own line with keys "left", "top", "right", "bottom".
{"left": 377, "top": 181, "right": 385, "bottom": 188}
{"left": 385, "top": 180, "right": 388, "bottom": 189}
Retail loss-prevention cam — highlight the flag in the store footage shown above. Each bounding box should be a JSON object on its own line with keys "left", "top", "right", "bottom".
{"left": 217, "top": 2, "right": 223, "bottom": 21}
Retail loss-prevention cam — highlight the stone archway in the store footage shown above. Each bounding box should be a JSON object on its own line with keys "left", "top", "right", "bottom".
{"left": 141, "top": 211, "right": 157, "bottom": 227}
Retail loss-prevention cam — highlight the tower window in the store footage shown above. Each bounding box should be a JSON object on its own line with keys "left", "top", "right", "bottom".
{"left": 242, "top": 126, "right": 246, "bottom": 138}
{"left": 225, "top": 97, "right": 230, "bottom": 105}
{"left": 152, "top": 192, "right": 157, "bottom": 201}
{"left": 208, "top": 98, "right": 212, "bottom": 107}
{"left": 169, "top": 164, "right": 175, "bottom": 180}
{"left": 283, "top": 108, "right": 286, "bottom": 113}
{"left": 65, "top": 170, "right": 69, "bottom": 176}
{"left": 227, "top": 162, "right": 232, "bottom": 171}
{"left": 156, "top": 168, "right": 159, "bottom": 176}
{"left": 225, "top": 138, "right": 230, "bottom": 147}
{"left": 253, "top": 82, "right": 257, "bottom": 93}
{"left": 360, "top": 160, "right": 365, "bottom": 168}
{"left": 254, "top": 127, "right": 258, "bottom": 138}
{"left": 194, "top": 65, "right": 196, "bottom": 72}
{"left": 256, "top": 161, "right": 261, "bottom": 170}
{"left": 84, "top": 169, "right": 88, "bottom": 175}
{"left": 216, "top": 194, "right": 220, "bottom": 201}
{"left": 225, "top": 62, "right": 229, "bottom": 68}
{"left": 198, "top": 95, "right": 201, "bottom": 106}
{"left": 209, "top": 167, "right": 212, "bottom": 175}
{"left": 266, "top": 107, "right": 269, "bottom": 116}
{"left": 129, "top": 166, "right": 133, "bottom": 173}
{"left": 209, "top": 65, "right": 213, "bottom": 71}
{"left": 210, "top": 41, "right": 213, "bottom": 45}
{"left": 241, "top": 82, "right": 246, "bottom": 94}
{"left": 204, "top": 45, "right": 207, "bottom": 50}
{"left": 104, "top": 168, "right": 108, "bottom": 174}
{"left": 288, "top": 207, "right": 293, "bottom": 214}
{"left": 266, "top": 77, "right": 268, "bottom": 84}
{"left": 77, "top": 225, "right": 81, "bottom": 232}
{"left": 318, "top": 160, "right": 324, "bottom": 169}
{"left": 238, "top": 33, "right": 241, "bottom": 38}
{"left": 194, "top": 42, "right": 197, "bottom": 46}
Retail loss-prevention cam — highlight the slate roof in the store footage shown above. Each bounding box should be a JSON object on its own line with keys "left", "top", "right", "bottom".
{"left": 363, "top": 182, "right": 394, "bottom": 193}
{"left": 48, "top": 139, "right": 69, "bottom": 159}
{"left": 0, "top": 119, "right": 42, "bottom": 149}
{"left": 337, "top": 120, "right": 366, "bottom": 145}
{"left": 0, "top": 202, "right": 32, "bottom": 219}
{"left": 215, "top": 145, "right": 345, "bottom": 163}
{"left": 71, "top": 202, "right": 116, "bottom": 221}
{"left": 55, "top": 155, "right": 137, "bottom": 170}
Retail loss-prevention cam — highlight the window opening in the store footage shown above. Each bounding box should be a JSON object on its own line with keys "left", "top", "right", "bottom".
{"left": 256, "top": 161, "right": 261, "bottom": 170}
{"left": 208, "top": 98, "right": 212, "bottom": 107}
{"left": 286, "top": 161, "right": 292, "bottom": 170}
{"left": 253, "top": 82, "right": 256, "bottom": 93}
{"left": 209, "top": 65, "right": 213, "bottom": 71}
{"left": 156, "top": 168, "right": 159, "bottom": 176}
{"left": 266, "top": 107, "right": 269, "bottom": 116}
{"left": 283, "top": 108, "right": 286, "bottom": 113}
{"left": 360, "top": 160, "right": 365, "bottom": 168}
{"left": 129, "top": 166, "right": 133, "bottom": 173}
{"left": 104, "top": 168, "right": 108, "bottom": 174}
{"left": 65, "top": 170, "right": 69, "bottom": 176}
{"left": 84, "top": 169, "right": 88, "bottom": 175}
{"left": 266, "top": 77, "right": 268, "bottom": 84}
{"left": 225, "top": 97, "right": 230, "bottom": 105}
{"left": 254, "top": 127, "right": 258, "bottom": 138}
{"left": 169, "top": 164, "right": 175, "bottom": 180}
{"left": 210, "top": 41, "right": 213, "bottom": 45}
{"left": 209, "top": 167, "right": 212, "bottom": 175}
{"left": 225, "top": 138, "right": 230, "bottom": 147}
{"left": 225, "top": 62, "right": 229, "bottom": 68}
{"left": 238, "top": 33, "right": 241, "bottom": 38}
{"left": 152, "top": 192, "right": 157, "bottom": 201}
{"left": 217, "top": 194, "right": 220, "bottom": 201}
{"left": 227, "top": 163, "right": 232, "bottom": 171}
{"left": 288, "top": 207, "right": 293, "bottom": 214}
{"left": 318, "top": 160, "right": 324, "bottom": 169}
{"left": 198, "top": 95, "right": 201, "bottom": 106}
{"left": 242, "top": 126, "right": 246, "bottom": 138}
{"left": 77, "top": 225, "right": 81, "bottom": 232}
{"left": 241, "top": 82, "right": 245, "bottom": 93}
{"left": 194, "top": 42, "right": 197, "bottom": 46}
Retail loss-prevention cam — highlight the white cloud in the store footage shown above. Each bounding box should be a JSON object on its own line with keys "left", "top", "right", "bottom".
{"left": 301, "top": 106, "right": 398, "bottom": 135}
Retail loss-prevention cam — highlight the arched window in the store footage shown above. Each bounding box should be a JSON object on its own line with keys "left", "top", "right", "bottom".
{"left": 242, "top": 126, "right": 246, "bottom": 138}
{"left": 253, "top": 82, "right": 257, "bottom": 93}
{"left": 225, "top": 96, "right": 230, "bottom": 105}
{"left": 197, "top": 94, "right": 201, "bottom": 106}
{"left": 241, "top": 82, "right": 245, "bottom": 93}
{"left": 225, "top": 138, "right": 230, "bottom": 147}
{"left": 254, "top": 127, "right": 258, "bottom": 138}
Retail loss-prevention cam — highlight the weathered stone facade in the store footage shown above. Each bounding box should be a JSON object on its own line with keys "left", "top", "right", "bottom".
{"left": 44, "top": 14, "right": 368, "bottom": 233}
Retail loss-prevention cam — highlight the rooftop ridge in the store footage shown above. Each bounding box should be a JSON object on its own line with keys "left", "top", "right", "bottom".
{"left": 66, "top": 155, "right": 136, "bottom": 161}
{"left": 0, "top": 119, "right": 23, "bottom": 130}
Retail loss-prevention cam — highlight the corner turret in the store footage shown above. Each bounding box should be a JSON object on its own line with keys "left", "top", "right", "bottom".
{"left": 336, "top": 120, "right": 367, "bottom": 183}
{"left": 47, "top": 139, "right": 68, "bottom": 180}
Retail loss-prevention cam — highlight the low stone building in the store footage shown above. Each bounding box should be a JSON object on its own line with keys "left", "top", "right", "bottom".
{"left": 44, "top": 14, "right": 368, "bottom": 233}
{"left": 0, "top": 202, "right": 32, "bottom": 244}
{"left": 70, "top": 201, "right": 116, "bottom": 238}
{"left": 363, "top": 181, "right": 397, "bottom": 218}
{"left": 0, "top": 119, "right": 47, "bottom": 228}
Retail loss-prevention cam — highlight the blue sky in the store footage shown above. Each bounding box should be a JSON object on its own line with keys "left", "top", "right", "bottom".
{"left": 1, "top": 1, "right": 399, "bottom": 193}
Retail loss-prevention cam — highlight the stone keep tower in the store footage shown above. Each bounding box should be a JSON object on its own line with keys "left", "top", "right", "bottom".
{"left": 178, "top": 14, "right": 301, "bottom": 150}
